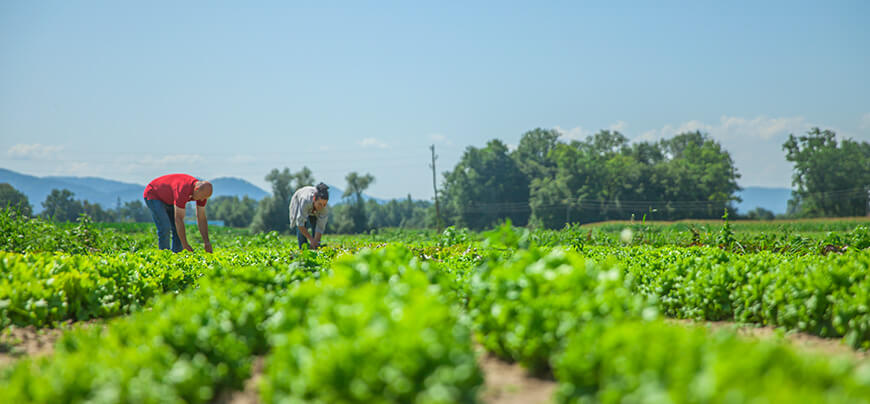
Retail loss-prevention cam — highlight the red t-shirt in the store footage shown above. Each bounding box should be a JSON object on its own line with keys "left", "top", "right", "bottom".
{"left": 143, "top": 174, "right": 207, "bottom": 208}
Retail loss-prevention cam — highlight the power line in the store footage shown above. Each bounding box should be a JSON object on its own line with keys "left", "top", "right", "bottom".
{"left": 454, "top": 186, "right": 870, "bottom": 214}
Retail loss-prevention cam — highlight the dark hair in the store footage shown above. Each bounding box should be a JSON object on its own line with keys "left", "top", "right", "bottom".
{"left": 315, "top": 182, "right": 329, "bottom": 200}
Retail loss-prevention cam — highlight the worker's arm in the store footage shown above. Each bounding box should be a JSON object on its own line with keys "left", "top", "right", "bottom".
{"left": 174, "top": 206, "right": 193, "bottom": 252}
{"left": 312, "top": 231, "right": 322, "bottom": 249}
{"left": 298, "top": 225, "right": 315, "bottom": 247}
{"left": 196, "top": 205, "right": 212, "bottom": 253}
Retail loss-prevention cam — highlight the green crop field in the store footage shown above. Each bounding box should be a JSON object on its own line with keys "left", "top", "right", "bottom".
{"left": 2, "top": 208, "right": 870, "bottom": 403}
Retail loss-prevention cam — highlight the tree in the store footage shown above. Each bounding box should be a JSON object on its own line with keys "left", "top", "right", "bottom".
{"left": 343, "top": 172, "right": 375, "bottom": 233}
{"left": 0, "top": 183, "right": 32, "bottom": 216}
{"left": 442, "top": 139, "right": 530, "bottom": 229}
{"left": 512, "top": 128, "right": 561, "bottom": 181}
{"left": 784, "top": 127, "right": 870, "bottom": 217}
{"left": 41, "top": 189, "right": 82, "bottom": 222}
{"left": 526, "top": 130, "right": 742, "bottom": 227}
{"left": 119, "top": 200, "right": 151, "bottom": 222}
{"left": 210, "top": 195, "right": 258, "bottom": 228}
{"left": 81, "top": 200, "right": 113, "bottom": 222}
{"left": 656, "top": 131, "right": 742, "bottom": 219}
{"left": 745, "top": 207, "right": 775, "bottom": 221}
{"left": 292, "top": 167, "right": 315, "bottom": 190}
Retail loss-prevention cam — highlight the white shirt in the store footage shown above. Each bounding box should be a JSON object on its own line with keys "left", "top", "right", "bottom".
{"left": 288, "top": 186, "right": 329, "bottom": 234}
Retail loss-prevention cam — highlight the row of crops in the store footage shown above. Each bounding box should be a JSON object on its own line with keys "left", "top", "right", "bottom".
{"left": 6, "top": 239, "right": 869, "bottom": 348}
{"left": 2, "top": 209, "right": 870, "bottom": 402}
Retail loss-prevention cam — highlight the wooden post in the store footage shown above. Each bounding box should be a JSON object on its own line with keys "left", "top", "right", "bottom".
{"left": 430, "top": 145, "right": 443, "bottom": 231}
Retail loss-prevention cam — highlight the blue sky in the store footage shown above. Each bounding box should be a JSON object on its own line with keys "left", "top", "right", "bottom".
{"left": 1, "top": 1, "right": 868, "bottom": 200}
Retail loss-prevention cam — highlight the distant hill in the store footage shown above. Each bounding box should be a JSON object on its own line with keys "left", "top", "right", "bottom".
{"left": 0, "top": 168, "right": 389, "bottom": 212}
{"left": 0, "top": 168, "right": 145, "bottom": 212}
{"left": 210, "top": 177, "right": 269, "bottom": 200}
{"left": 735, "top": 186, "right": 792, "bottom": 215}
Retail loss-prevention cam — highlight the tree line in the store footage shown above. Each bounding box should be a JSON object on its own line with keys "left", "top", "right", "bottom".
{"left": 437, "top": 127, "right": 869, "bottom": 229}
{"left": 1, "top": 127, "right": 867, "bottom": 232}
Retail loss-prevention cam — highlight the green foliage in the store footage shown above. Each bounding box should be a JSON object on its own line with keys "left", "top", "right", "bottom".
{"left": 745, "top": 206, "right": 776, "bottom": 220}
{"left": 438, "top": 226, "right": 471, "bottom": 247}
{"left": 587, "top": 246, "right": 870, "bottom": 348}
{"left": 365, "top": 196, "right": 433, "bottom": 230}
{"left": 0, "top": 250, "right": 213, "bottom": 327}
{"left": 343, "top": 171, "right": 375, "bottom": 233}
{"left": 554, "top": 320, "right": 870, "bottom": 403}
{"left": 0, "top": 208, "right": 146, "bottom": 254}
{"left": 0, "top": 183, "right": 32, "bottom": 217}
{"left": 262, "top": 252, "right": 481, "bottom": 403}
{"left": 441, "top": 139, "right": 530, "bottom": 229}
{"left": 41, "top": 189, "right": 82, "bottom": 221}
{"left": 784, "top": 127, "right": 870, "bottom": 217}
{"left": 4, "top": 218, "right": 870, "bottom": 403}
{"left": 523, "top": 130, "right": 741, "bottom": 228}
{"left": 512, "top": 128, "right": 560, "bottom": 181}
{"left": 208, "top": 195, "right": 257, "bottom": 228}
{"left": 468, "top": 246, "right": 655, "bottom": 373}
{"left": 118, "top": 199, "right": 151, "bottom": 222}
{"left": 0, "top": 271, "right": 284, "bottom": 403}
{"left": 330, "top": 197, "right": 433, "bottom": 234}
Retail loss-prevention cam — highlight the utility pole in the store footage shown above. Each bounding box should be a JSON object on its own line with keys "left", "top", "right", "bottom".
{"left": 430, "top": 145, "right": 443, "bottom": 232}
{"left": 116, "top": 196, "right": 121, "bottom": 223}
{"left": 866, "top": 186, "right": 870, "bottom": 217}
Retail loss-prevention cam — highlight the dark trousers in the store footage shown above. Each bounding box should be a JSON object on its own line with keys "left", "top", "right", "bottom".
{"left": 296, "top": 215, "right": 317, "bottom": 249}
{"left": 145, "top": 198, "right": 183, "bottom": 252}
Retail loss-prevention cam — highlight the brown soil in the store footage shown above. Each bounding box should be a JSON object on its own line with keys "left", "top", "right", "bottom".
{"left": 476, "top": 345, "right": 557, "bottom": 404}
{"left": 669, "top": 319, "right": 870, "bottom": 362}
{"left": 214, "top": 356, "right": 265, "bottom": 404}
{"left": 212, "top": 350, "right": 559, "bottom": 404}
{"left": 0, "top": 320, "right": 103, "bottom": 368}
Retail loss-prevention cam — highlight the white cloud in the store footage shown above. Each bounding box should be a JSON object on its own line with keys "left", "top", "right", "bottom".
{"left": 554, "top": 125, "right": 590, "bottom": 141}
{"left": 7, "top": 143, "right": 64, "bottom": 159}
{"left": 358, "top": 137, "right": 389, "bottom": 149}
{"left": 861, "top": 113, "right": 870, "bottom": 130}
{"left": 608, "top": 121, "right": 628, "bottom": 132}
{"left": 555, "top": 121, "right": 629, "bottom": 142}
{"left": 633, "top": 116, "right": 809, "bottom": 143}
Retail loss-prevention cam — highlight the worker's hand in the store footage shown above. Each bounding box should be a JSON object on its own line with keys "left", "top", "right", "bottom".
{"left": 203, "top": 241, "right": 213, "bottom": 253}
{"left": 311, "top": 242, "right": 319, "bottom": 250}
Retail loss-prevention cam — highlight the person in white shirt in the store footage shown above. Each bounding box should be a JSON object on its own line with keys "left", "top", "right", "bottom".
{"left": 289, "top": 182, "right": 329, "bottom": 249}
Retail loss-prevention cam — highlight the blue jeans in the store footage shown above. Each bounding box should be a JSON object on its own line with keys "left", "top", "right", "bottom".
{"left": 145, "top": 198, "right": 183, "bottom": 252}
{"left": 296, "top": 215, "right": 317, "bottom": 249}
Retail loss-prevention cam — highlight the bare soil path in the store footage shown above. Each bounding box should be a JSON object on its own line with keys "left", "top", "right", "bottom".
{"left": 476, "top": 345, "right": 557, "bottom": 404}
{"left": 669, "top": 319, "right": 870, "bottom": 362}
{"left": 215, "top": 356, "right": 265, "bottom": 404}
{"left": 0, "top": 320, "right": 102, "bottom": 368}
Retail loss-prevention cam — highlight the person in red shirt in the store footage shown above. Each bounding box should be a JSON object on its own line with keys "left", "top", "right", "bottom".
{"left": 143, "top": 174, "right": 213, "bottom": 253}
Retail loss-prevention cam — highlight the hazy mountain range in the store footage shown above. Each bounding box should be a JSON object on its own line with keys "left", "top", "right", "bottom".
{"left": 0, "top": 168, "right": 386, "bottom": 213}
{"left": 2, "top": 167, "right": 789, "bottom": 215}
